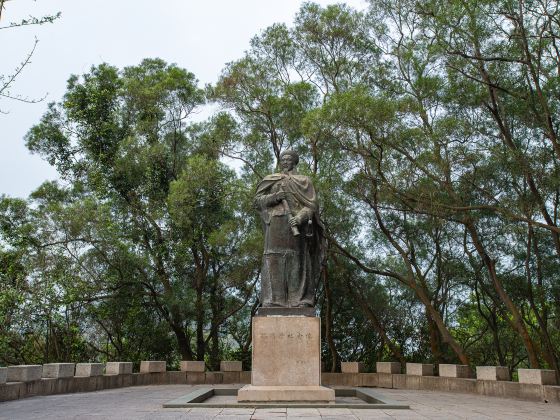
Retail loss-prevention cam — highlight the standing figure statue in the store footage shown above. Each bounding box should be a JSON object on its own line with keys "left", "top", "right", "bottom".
{"left": 254, "top": 150, "right": 325, "bottom": 308}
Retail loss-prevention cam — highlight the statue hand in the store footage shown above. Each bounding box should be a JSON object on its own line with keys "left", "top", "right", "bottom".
{"left": 289, "top": 216, "right": 301, "bottom": 227}
{"left": 275, "top": 191, "right": 288, "bottom": 202}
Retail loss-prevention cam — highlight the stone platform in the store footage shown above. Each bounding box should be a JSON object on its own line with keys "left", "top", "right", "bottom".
{"left": 238, "top": 385, "right": 335, "bottom": 402}
{"left": 2, "top": 385, "right": 559, "bottom": 419}
{"left": 165, "top": 386, "right": 407, "bottom": 408}
{"left": 239, "top": 315, "right": 334, "bottom": 403}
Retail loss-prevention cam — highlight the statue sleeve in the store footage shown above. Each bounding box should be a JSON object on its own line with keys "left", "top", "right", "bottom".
{"left": 254, "top": 192, "right": 280, "bottom": 210}
{"left": 295, "top": 206, "right": 314, "bottom": 223}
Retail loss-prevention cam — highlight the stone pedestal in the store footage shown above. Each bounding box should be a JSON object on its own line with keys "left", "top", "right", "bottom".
{"left": 237, "top": 316, "right": 334, "bottom": 402}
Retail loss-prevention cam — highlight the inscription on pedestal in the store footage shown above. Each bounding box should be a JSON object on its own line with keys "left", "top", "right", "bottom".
{"left": 252, "top": 316, "right": 320, "bottom": 386}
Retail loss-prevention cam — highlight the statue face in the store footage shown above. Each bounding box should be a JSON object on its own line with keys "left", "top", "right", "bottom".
{"left": 280, "top": 154, "right": 296, "bottom": 172}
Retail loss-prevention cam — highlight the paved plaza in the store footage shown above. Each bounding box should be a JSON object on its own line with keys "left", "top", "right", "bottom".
{"left": 0, "top": 384, "right": 559, "bottom": 419}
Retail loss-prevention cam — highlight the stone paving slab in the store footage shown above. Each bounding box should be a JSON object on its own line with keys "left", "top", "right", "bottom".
{"left": 0, "top": 384, "right": 559, "bottom": 419}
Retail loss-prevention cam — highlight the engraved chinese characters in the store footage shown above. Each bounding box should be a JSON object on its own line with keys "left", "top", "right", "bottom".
{"left": 251, "top": 316, "right": 321, "bottom": 386}
{"left": 254, "top": 150, "right": 326, "bottom": 308}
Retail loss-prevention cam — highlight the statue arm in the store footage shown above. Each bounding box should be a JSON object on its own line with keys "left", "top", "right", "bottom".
{"left": 294, "top": 206, "right": 314, "bottom": 224}
{"left": 254, "top": 192, "right": 282, "bottom": 210}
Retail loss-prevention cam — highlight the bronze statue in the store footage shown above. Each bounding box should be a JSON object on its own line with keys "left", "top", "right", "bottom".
{"left": 254, "top": 150, "right": 325, "bottom": 308}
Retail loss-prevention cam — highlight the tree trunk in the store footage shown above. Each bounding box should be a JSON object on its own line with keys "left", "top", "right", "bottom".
{"left": 322, "top": 267, "right": 339, "bottom": 372}
{"left": 414, "top": 284, "right": 471, "bottom": 365}
{"left": 526, "top": 226, "right": 559, "bottom": 378}
{"left": 465, "top": 220, "right": 540, "bottom": 368}
{"left": 196, "top": 285, "right": 205, "bottom": 361}
{"left": 171, "top": 325, "right": 193, "bottom": 361}
{"left": 426, "top": 309, "right": 444, "bottom": 363}
{"left": 209, "top": 283, "right": 220, "bottom": 371}
{"left": 349, "top": 284, "right": 406, "bottom": 366}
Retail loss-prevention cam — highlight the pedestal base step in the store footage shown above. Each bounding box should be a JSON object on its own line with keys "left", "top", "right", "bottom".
{"left": 237, "top": 385, "right": 335, "bottom": 402}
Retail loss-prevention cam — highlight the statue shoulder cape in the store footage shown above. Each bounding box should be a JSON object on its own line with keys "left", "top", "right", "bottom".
{"left": 256, "top": 173, "right": 310, "bottom": 194}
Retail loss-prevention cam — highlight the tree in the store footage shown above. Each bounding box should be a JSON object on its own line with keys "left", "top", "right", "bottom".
{"left": 212, "top": 1, "right": 560, "bottom": 374}
{"left": 0, "top": 0, "right": 60, "bottom": 111}
{"left": 3, "top": 1, "right": 559, "bottom": 375}
{"left": 17, "top": 59, "right": 260, "bottom": 363}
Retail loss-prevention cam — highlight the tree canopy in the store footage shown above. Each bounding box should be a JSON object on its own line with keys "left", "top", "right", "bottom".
{"left": 1, "top": 1, "right": 559, "bottom": 377}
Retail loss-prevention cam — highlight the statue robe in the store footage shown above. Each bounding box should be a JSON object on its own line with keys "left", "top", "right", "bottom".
{"left": 254, "top": 171, "right": 325, "bottom": 307}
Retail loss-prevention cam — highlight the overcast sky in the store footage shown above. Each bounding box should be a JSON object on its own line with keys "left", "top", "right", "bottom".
{"left": 1, "top": 0, "right": 367, "bottom": 198}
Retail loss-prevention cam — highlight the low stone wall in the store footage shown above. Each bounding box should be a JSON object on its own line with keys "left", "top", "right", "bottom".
{"left": 1, "top": 369, "right": 558, "bottom": 405}
{"left": 0, "top": 371, "right": 251, "bottom": 403}
{"left": 320, "top": 372, "right": 560, "bottom": 404}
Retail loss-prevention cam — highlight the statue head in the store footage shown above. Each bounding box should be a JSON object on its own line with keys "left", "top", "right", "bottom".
{"left": 279, "top": 150, "right": 299, "bottom": 172}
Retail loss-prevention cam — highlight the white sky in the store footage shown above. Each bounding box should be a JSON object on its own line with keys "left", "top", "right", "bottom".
{"left": 1, "top": 0, "right": 367, "bottom": 198}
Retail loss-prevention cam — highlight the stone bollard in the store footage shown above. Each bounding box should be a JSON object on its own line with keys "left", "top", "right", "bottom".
{"left": 341, "top": 362, "right": 366, "bottom": 373}
{"left": 75, "top": 363, "right": 104, "bottom": 377}
{"left": 105, "top": 362, "right": 133, "bottom": 375}
{"left": 220, "top": 361, "right": 242, "bottom": 372}
{"left": 439, "top": 364, "right": 472, "bottom": 378}
{"left": 0, "top": 367, "right": 6, "bottom": 384}
{"left": 7, "top": 365, "right": 42, "bottom": 382}
{"left": 406, "top": 363, "right": 434, "bottom": 376}
{"left": 518, "top": 369, "right": 558, "bottom": 385}
{"left": 476, "top": 366, "right": 510, "bottom": 381}
{"left": 376, "top": 362, "right": 401, "bottom": 374}
{"left": 42, "top": 363, "right": 75, "bottom": 378}
{"left": 140, "top": 361, "right": 166, "bottom": 373}
{"left": 180, "top": 361, "right": 205, "bottom": 372}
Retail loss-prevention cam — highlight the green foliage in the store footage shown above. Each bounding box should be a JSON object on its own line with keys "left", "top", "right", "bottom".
{"left": 2, "top": 1, "right": 560, "bottom": 374}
